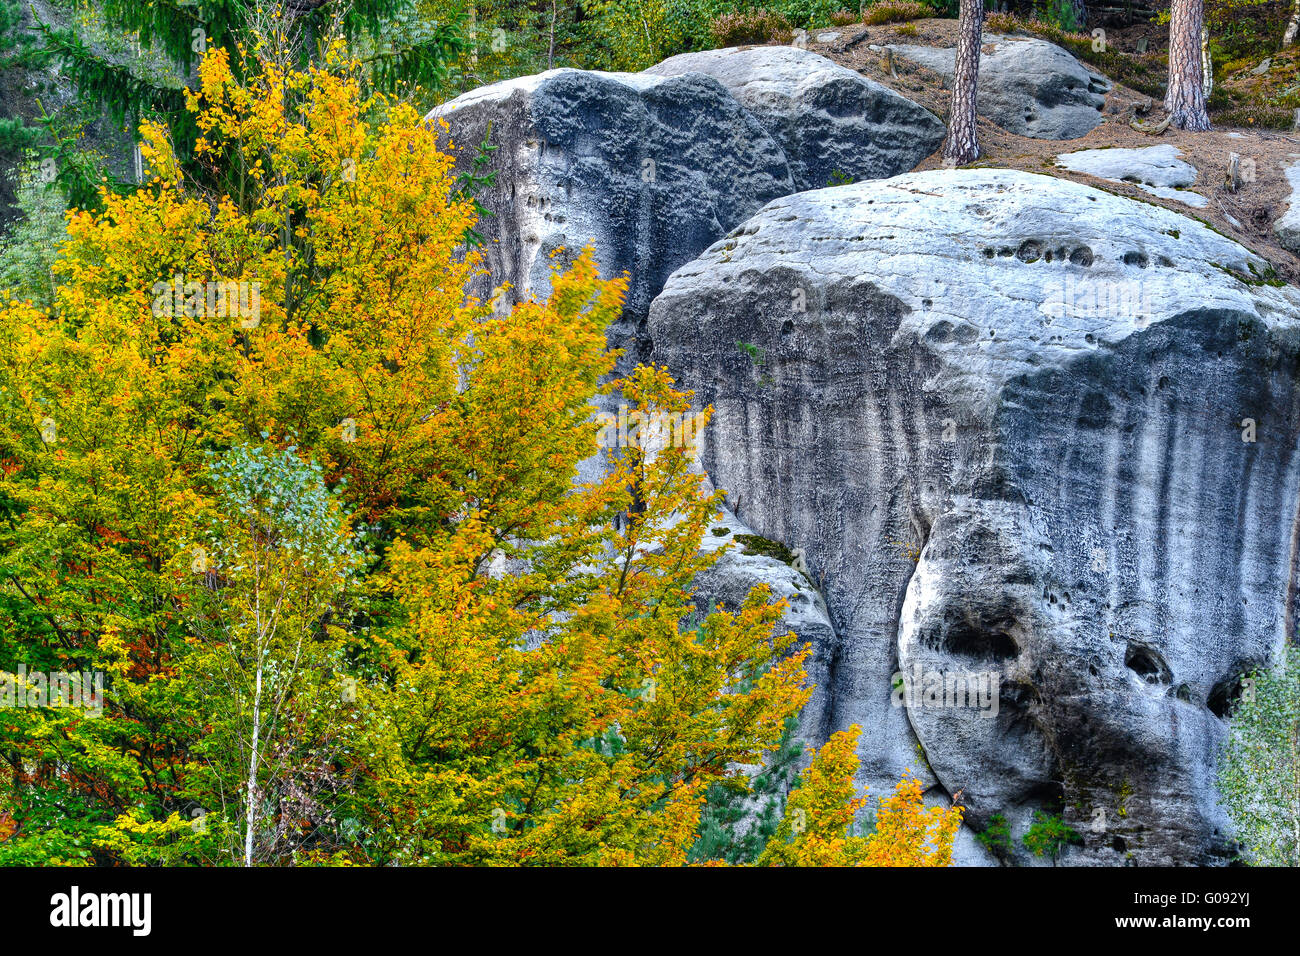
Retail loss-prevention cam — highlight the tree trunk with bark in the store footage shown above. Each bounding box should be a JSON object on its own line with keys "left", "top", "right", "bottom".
{"left": 942, "top": 0, "right": 983, "bottom": 166}
{"left": 1164, "top": 0, "right": 1211, "bottom": 130}
{"left": 1285, "top": 0, "right": 1300, "bottom": 49}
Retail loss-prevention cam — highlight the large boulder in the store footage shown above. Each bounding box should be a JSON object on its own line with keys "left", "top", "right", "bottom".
{"left": 426, "top": 68, "right": 794, "bottom": 368}
{"left": 889, "top": 35, "right": 1109, "bottom": 139}
{"left": 644, "top": 46, "right": 945, "bottom": 191}
{"left": 648, "top": 168, "right": 1300, "bottom": 865}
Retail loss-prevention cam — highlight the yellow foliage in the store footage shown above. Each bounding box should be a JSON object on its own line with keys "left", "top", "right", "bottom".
{"left": 759, "top": 726, "right": 963, "bottom": 867}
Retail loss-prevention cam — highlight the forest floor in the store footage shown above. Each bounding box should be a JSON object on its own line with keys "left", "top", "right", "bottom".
{"left": 784, "top": 17, "right": 1300, "bottom": 281}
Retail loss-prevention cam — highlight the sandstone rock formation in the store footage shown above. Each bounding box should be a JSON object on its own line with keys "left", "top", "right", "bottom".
{"left": 644, "top": 46, "right": 945, "bottom": 191}
{"left": 889, "top": 35, "right": 1109, "bottom": 139}
{"left": 1057, "top": 145, "right": 1206, "bottom": 208}
{"left": 426, "top": 68, "right": 794, "bottom": 371}
{"left": 648, "top": 168, "right": 1300, "bottom": 865}
{"left": 426, "top": 51, "right": 943, "bottom": 362}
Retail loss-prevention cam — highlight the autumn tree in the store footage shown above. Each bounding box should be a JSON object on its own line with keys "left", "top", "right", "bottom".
{"left": 942, "top": 0, "right": 984, "bottom": 166}
{"left": 0, "top": 35, "right": 829, "bottom": 866}
{"left": 757, "top": 726, "right": 963, "bottom": 867}
{"left": 1165, "top": 0, "right": 1211, "bottom": 130}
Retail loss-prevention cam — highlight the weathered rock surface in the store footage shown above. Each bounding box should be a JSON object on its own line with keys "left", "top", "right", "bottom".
{"left": 691, "top": 503, "right": 996, "bottom": 866}
{"left": 694, "top": 505, "right": 840, "bottom": 733}
{"left": 426, "top": 68, "right": 794, "bottom": 369}
{"left": 648, "top": 168, "right": 1300, "bottom": 865}
{"left": 644, "top": 46, "right": 944, "bottom": 191}
{"left": 1057, "top": 145, "right": 1207, "bottom": 208}
{"left": 1274, "top": 160, "right": 1300, "bottom": 255}
{"left": 889, "top": 35, "right": 1109, "bottom": 139}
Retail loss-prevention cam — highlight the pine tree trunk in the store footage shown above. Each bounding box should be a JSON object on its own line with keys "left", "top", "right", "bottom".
{"left": 942, "top": 0, "right": 983, "bottom": 166}
{"left": 1164, "top": 0, "right": 1210, "bottom": 131}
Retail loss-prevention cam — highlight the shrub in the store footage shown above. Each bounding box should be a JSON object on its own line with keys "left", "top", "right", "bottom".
{"left": 830, "top": 8, "right": 859, "bottom": 24}
{"left": 862, "top": 1, "right": 932, "bottom": 25}
{"left": 1022, "top": 811, "right": 1081, "bottom": 863}
{"left": 975, "top": 812, "right": 1012, "bottom": 857}
{"left": 1217, "top": 645, "right": 1300, "bottom": 865}
{"left": 709, "top": 8, "right": 794, "bottom": 45}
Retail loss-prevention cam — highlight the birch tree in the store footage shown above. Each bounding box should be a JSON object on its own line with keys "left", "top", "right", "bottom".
{"left": 191, "top": 444, "right": 362, "bottom": 866}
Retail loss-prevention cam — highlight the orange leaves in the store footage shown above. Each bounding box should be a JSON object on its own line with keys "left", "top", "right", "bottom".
{"left": 860, "top": 773, "right": 964, "bottom": 867}
{"left": 759, "top": 726, "right": 964, "bottom": 867}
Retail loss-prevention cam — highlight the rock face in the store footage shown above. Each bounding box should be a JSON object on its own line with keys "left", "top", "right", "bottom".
{"left": 644, "top": 46, "right": 945, "bottom": 191}
{"left": 1274, "top": 160, "right": 1300, "bottom": 255}
{"left": 648, "top": 168, "right": 1300, "bottom": 865}
{"left": 1057, "top": 145, "right": 1206, "bottom": 208}
{"left": 693, "top": 506, "right": 840, "bottom": 732}
{"left": 427, "top": 69, "right": 793, "bottom": 368}
{"left": 890, "top": 35, "right": 1109, "bottom": 139}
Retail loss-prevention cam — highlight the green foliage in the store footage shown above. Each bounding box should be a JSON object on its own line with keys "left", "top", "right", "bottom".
{"left": 451, "top": 123, "right": 499, "bottom": 247}
{"left": 734, "top": 533, "right": 797, "bottom": 565}
{"left": 1217, "top": 644, "right": 1300, "bottom": 866}
{"left": 1022, "top": 811, "right": 1080, "bottom": 863}
{"left": 582, "top": 0, "right": 714, "bottom": 71}
{"left": 27, "top": 0, "right": 468, "bottom": 213}
{"left": 0, "top": 163, "right": 67, "bottom": 308}
{"left": 1032, "top": 0, "right": 1078, "bottom": 33}
{"left": 691, "top": 717, "right": 804, "bottom": 863}
{"left": 183, "top": 443, "right": 364, "bottom": 864}
{"left": 1206, "top": 0, "right": 1287, "bottom": 63}
{"left": 975, "top": 812, "right": 1012, "bottom": 856}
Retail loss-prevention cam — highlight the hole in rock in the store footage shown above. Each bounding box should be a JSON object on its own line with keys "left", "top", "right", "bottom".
{"left": 1016, "top": 240, "right": 1042, "bottom": 263}
{"left": 1208, "top": 675, "right": 1246, "bottom": 719}
{"left": 941, "top": 621, "right": 1019, "bottom": 661}
{"left": 1125, "top": 644, "right": 1172, "bottom": 685}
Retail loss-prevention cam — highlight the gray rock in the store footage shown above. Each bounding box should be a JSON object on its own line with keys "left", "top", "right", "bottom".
{"left": 648, "top": 168, "right": 1300, "bottom": 865}
{"left": 645, "top": 46, "right": 945, "bottom": 190}
{"left": 693, "top": 504, "right": 997, "bottom": 866}
{"left": 1274, "top": 161, "right": 1300, "bottom": 255}
{"left": 1057, "top": 145, "right": 1207, "bottom": 208}
{"left": 694, "top": 506, "right": 841, "bottom": 761}
{"left": 426, "top": 68, "right": 794, "bottom": 368}
{"left": 1056, "top": 145, "right": 1195, "bottom": 188}
{"left": 889, "top": 34, "right": 1110, "bottom": 139}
